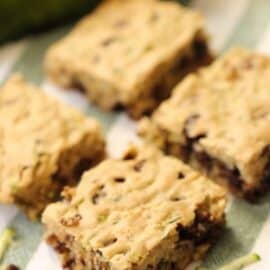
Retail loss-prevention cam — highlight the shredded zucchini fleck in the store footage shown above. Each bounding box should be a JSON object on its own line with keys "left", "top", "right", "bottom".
{"left": 197, "top": 253, "right": 260, "bottom": 270}
{"left": 0, "top": 228, "right": 15, "bottom": 261}
{"left": 218, "top": 253, "right": 260, "bottom": 270}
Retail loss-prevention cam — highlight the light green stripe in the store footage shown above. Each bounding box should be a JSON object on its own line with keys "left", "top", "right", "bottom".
{"left": 223, "top": 0, "right": 270, "bottom": 50}
{"left": 86, "top": 106, "right": 120, "bottom": 133}
{"left": 1, "top": 213, "right": 43, "bottom": 268}
{"left": 9, "top": 26, "right": 70, "bottom": 84}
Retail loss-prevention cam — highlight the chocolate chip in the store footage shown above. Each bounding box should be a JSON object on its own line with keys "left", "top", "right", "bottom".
{"left": 101, "top": 37, "right": 116, "bottom": 47}
{"left": 170, "top": 197, "right": 181, "bottom": 201}
{"left": 122, "top": 148, "right": 138, "bottom": 160}
{"left": 54, "top": 241, "right": 69, "bottom": 254}
{"left": 96, "top": 249, "right": 103, "bottom": 256}
{"left": 60, "top": 214, "right": 82, "bottom": 227}
{"left": 71, "top": 79, "right": 86, "bottom": 93}
{"left": 134, "top": 160, "right": 146, "bottom": 172}
{"left": 177, "top": 210, "right": 223, "bottom": 246}
{"left": 63, "top": 258, "right": 75, "bottom": 269}
{"left": 80, "top": 257, "right": 87, "bottom": 266}
{"left": 177, "top": 172, "right": 185, "bottom": 179}
{"left": 193, "top": 39, "right": 208, "bottom": 58}
{"left": 92, "top": 185, "right": 106, "bottom": 204}
{"left": 114, "top": 177, "right": 125, "bottom": 183}
{"left": 195, "top": 151, "right": 213, "bottom": 171}
{"left": 219, "top": 165, "right": 243, "bottom": 190}
{"left": 92, "top": 193, "right": 101, "bottom": 204}
{"left": 260, "top": 145, "right": 270, "bottom": 158}
{"left": 73, "top": 158, "right": 93, "bottom": 179}
{"left": 113, "top": 102, "right": 125, "bottom": 112}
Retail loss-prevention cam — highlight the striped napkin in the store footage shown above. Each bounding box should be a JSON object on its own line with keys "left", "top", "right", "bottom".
{"left": 0, "top": 0, "right": 270, "bottom": 269}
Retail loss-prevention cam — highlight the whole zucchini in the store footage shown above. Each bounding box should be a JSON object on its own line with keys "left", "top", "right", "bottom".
{"left": 0, "top": 0, "right": 100, "bottom": 43}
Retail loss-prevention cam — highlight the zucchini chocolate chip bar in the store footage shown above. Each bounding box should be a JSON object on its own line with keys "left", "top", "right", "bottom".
{"left": 139, "top": 48, "right": 270, "bottom": 200}
{"left": 45, "top": 0, "right": 212, "bottom": 119}
{"left": 42, "top": 146, "right": 226, "bottom": 270}
{"left": 0, "top": 75, "right": 105, "bottom": 219}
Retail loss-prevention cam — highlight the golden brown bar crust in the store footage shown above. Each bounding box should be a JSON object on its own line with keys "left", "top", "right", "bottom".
{"left": 139, "top": 48, "right": 270, "bottom": 200}
{"left": 45, "top": 0, "right": 212, "bottom": 118}
{"left": 43, "top": 146, "right": 226, "bottom": 270}
{"left": 0, "top": 75, "right": 105, "bottom": 219}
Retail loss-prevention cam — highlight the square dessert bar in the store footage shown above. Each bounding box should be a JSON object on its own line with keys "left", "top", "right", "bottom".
{"left": 0, "top": 75, "right": 105, "bottom": 219}
{"left": 139, "top": 48, "right": 270, "bottom": 200}
{"left": 45, "top": 0, "right": 212, "bottom": 118}
{"left": 43, "top": 146, "right": 226, "bottom": 270}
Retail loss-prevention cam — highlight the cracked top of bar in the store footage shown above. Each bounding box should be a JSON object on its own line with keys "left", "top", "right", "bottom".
{"left": 45, "top": 0, "right": 207, "bottom": 106}
{"left": 0, "top": 75, "right": 103, "bottom": 204}
{"left": 43, "top": 146, "right": 226, "bottom": 270}
{"left": 140, "top": 48, "right": 270, "bottom": 187}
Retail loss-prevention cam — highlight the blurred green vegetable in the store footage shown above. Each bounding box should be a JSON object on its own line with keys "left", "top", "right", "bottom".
{"left": 197, "top": 253, "right": 261, "bottom": 270}
{"left": 0, "top": 228, "right": 15, "bottom": 261}
{"left": 0, "top": 0, "right": 100, "bottom": 43}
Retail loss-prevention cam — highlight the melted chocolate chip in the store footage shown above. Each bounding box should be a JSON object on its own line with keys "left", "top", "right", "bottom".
{"left": 112, "top": 102, "right": 125, "bottom": 111}
{"left": 177, "top": 172, "right": 185, "bottom": 179}
{"left": 73, "top": 158, "right": 93, "bottom": 180}
{"left": 195, "top": 151, "right": 213, "bottom": 171}
{"left": 193, "top": 39, "right": 208, "bottom": 58}
{"left": 70, "top": 80, "right": 86, "bottom": 93}
{"left": 219, "top": 165, "right": 243, "bottom": 190}
{"left": 177, "top": 210, "right": 223, "bottom": 246}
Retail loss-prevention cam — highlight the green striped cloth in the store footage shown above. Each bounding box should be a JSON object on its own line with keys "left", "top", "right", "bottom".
{"left": 0, "top": 0, "right": 270, "bottom": 269}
